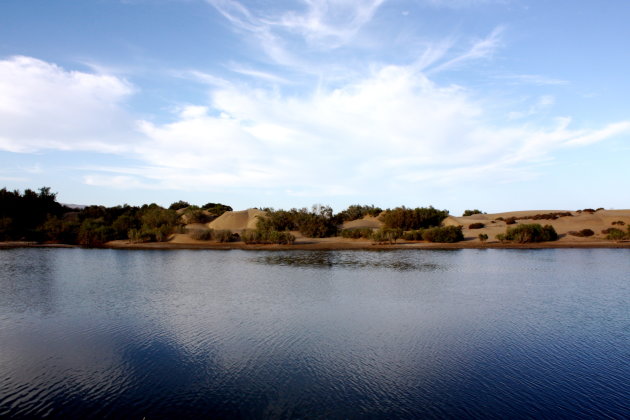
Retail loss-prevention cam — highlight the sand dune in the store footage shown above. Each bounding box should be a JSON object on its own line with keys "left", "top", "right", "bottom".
{"left": 207, "top": 208, "right": 267, "bottom": 232}
{"left": 451, "top": 209, "right": 630, "bottom": 242}
{"left": 342, "top": 215, "right": 383, "bottom": 230}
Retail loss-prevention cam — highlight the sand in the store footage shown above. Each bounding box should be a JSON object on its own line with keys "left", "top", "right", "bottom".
{"left": 92, "top": 208, "right": 630, "bottom": 250}
{"left": 342, "top": 215, "right": 383, "bottom": 230}
{"left": 207, "top": 208, "right": 267, "bottom": 232}
{"left": 452, "top": 209, "right": 630, "bottom": 243}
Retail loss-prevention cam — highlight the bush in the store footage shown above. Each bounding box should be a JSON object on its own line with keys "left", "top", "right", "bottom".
{"left": 340, "top": 228, "right": 374, "bottom": 239}
{"left": 380, "top": 206, "right": 449, "bottom": 230}
{"left": 504, "top": 217, "right": 517, "bottom": 225}
{"left": 241, "top": 229, "right": 295, "bottom": 244}
{"left": 422, "top": 226, "right": 464, "bottom": 243}
{"left": 259, "top": 205, "right": 337, "bottom": 238}
{"left": 371, "top": 228, "right": 403, "bottom": 244}
{"left": 612, "top": 220, "right": 626, "bottom": 226}
{"left": 468, "top": 223, "right": 485, "bottom": 229}
{"left": 478, "top": 233, "right": 488, "bottom": 242}
{"left": 169, "top": 200, "right": 190, "bottom": 210}
{"left": 402, "top": 229, "right": 425, "bottom": 241}
{"left": 568, "top": 229, "right": 594, "bottom": 237}
{"left": 78, "top": 218, "right": 115, "bottom": 247}
{"left": 338, "top": 205, "right": 382, "bottom": 221}
{"left": 604, "top": 228, "right": 627, "bottom": 240}
{"left": 463, "top": 209, "right": 484, "bottom": 216}
{"left": 214, "top": 230, "right": 236, "bottom": 243}
{"left": 202, "top": 203, "right": 232, "bottom": 217}
{"left": 502, "top": 224, "right": 558, "bottom": 243}
{"left": 183, "top": 207, "right": 213, "bottom": 224}
{"left": 188, "top": 227, "right": 214, "bottom": 241}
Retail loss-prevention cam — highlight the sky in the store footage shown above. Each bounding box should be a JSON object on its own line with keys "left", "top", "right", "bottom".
{"left": 1, "top": 0, "right": 629, "bottom": 214}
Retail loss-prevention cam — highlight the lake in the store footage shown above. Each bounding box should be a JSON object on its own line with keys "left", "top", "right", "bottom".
{"left": 0, "top": 248, "right": 628, "bottom": 419}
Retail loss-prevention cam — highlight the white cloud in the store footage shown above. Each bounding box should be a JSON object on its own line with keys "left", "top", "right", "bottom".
{"left": 0, "top": 56, "right": 137, "bottom": 153}
{"left": 96, "top": 63, "right": 627, "bottom": 196}
{"left": 499, "top": 74, "right": 569, "bottom": 86}
{"left": 429, "top": 26, "right": 504, "bottom": 73}
{"left": 206, "top": 0, "right": 387, "bottom": 67}
{"left": 2, "top": 56, "right": 628, "bottom": 201}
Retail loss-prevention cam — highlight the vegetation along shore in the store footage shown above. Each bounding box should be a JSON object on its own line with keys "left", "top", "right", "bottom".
{"left": 2, "top": 187, "right": 630, "bottom": 250}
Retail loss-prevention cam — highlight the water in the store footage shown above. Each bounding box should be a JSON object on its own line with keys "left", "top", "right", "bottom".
{"left": 0, "top": 248, "right": 628, "bottom": 419}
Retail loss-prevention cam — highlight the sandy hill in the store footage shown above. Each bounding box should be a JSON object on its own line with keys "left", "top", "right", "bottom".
{"left": 207, "top": 209, "right": 267, "bottom": 232}
{"left": 446, "top": 209, "right": 630, "bottom": 242}
{"left": 342, "top": 215, "right": 383, "bottom": 230}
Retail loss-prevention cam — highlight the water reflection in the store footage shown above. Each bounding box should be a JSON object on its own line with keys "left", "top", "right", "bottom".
{"left": 0, "top": 248, "right": 629, "bottom": 419}
{"left": 251, "top": 250, "right": 445, "bottom": 272}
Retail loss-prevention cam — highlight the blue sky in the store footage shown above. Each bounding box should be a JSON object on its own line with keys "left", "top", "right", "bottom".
{"left": 1, "top": 0, "right": 629, "bottom": 214}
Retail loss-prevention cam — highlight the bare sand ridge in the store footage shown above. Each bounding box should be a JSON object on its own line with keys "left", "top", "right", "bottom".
{"left": 452, "top": 209, "right": 630, "bottom": 243}
{"left": 342, "top": 215, "right": 383, "bottom": 230}
{"left": 207, "top": 208, "right": 267, "bottom": 232}
{"left": 96, "top": 208, "right": 630, "bottom": 250}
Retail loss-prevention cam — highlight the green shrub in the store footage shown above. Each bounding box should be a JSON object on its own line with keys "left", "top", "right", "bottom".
{"left": 380, "top": 206, "right": 449, "bottom": 230}
{"left": 78, "top": 218, "right": 114, "bottom": 247}
{"left": 169, "top": 200, "right": 190, "bottom": 210}
{"left": 258, "top": 205, "right": 337, "bottom": 238}
{"left": 604, "top": 228, "right": 627, "bottom": 240}
{"left": 241, "top": 229, "right": 295, "bottom": 244}
{"left": 340, "top": 228, "right": 373, "bottom": 239}
{"left": 502, "top": 223, "right": 558, "bottom": 243}
{"left": 463, "top": 209, "right": 484, "bottom": 216}
{"left": 568, "top": 229, "right": 594, "bottom": 237}
{"left": 371, "top": 228, "right": 403, "bottom": 244}
{"left": 201, "top": 202, "right": 232, "bottom": 217}
{"left": 189, "top": 227, "right": 214, "bottom": 241}
{"left": 338, "top": 205, "right": 382, "bottom": 221}
{"left": 468, "top": 223, "right": 485, "bottom": 229}
{"left": 214, "top": 230, "right": 236, "bottom": 242}
{"left": 422, "top": 226, "right": 464, "bottom": 243}
{"left": 402, "top": 229, "right": 425, "bottom": 241}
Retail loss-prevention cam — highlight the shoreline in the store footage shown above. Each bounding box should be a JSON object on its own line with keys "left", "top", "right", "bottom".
{"left": 2, "top": 240, "right": 630, "bottom": 251}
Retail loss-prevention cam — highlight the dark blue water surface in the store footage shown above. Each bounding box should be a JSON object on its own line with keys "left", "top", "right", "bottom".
{"left": 0, "top": 248, "right": 628, "bottom": 419}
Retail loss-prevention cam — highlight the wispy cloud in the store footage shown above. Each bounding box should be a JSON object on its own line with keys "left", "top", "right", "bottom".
{"left": 206, "top": 0, "right": 387, "bottom": 67}
{"left": 499, "top": 73, "right": 569, "bottom": 86}
{"left": 429, "top": 26, "right": 504, "bottom": 73}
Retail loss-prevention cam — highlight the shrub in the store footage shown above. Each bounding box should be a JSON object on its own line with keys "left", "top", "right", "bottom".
{"left": 504, "top": 217, "right": 517, "bottom": 225}
{"left": 604, "top": 228, "right": 627, "bottom": 240}
{"left": 189, "top": 227, "right": 214, "bottom": 241}
{"left": 463, "top": 209, "right": 484, "bottom": 216}
{"left": 422, "top": 226, "right": 464, "bottom": 243}
{"left": 241, "top": 229, "right": 295, "bottom": 244}
{"left": 568, "top": 229, "right": 594, "bottom": 237}
{"left": 468, "top": 223, "right": 485, "bottom": 229}
{"left": 78, "top": 218, "right": 114, "bottom": 247}
{"left": 259, "top": 205, "right": 337, "bottom": 238}
{"left": 502, "top": 224, "right": 558, "bottom": 243}
{"left": 612, "top": 220, "right": 626, "bottom": 226}
{"left": 371, "top": 228, "right": 403, "bottom": 244}
{"left": 214, "top": 230, "right": 236, "bottom": 243}
{"left": 478, "top": 233, "right": 488, "bottom": 243}
{"left": 338, "top": 205, "right": 382, "bottom": 221}
{"left": 380, "top": 206, "right": 449, "bottom": 230}
{"left": 340, "top": 228, "right": 373, "bottom": 239}
{"left": 402, "top": 229, "right": 425, "bottom": 241}
{"left": 202, "top": 202, "right": 232, "bottom": 217}
{"left": 495, "top": 233, "right": 506, "bottom": 243}
{"left": 169, "top": 200, "right": 190, "bottom": 211}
